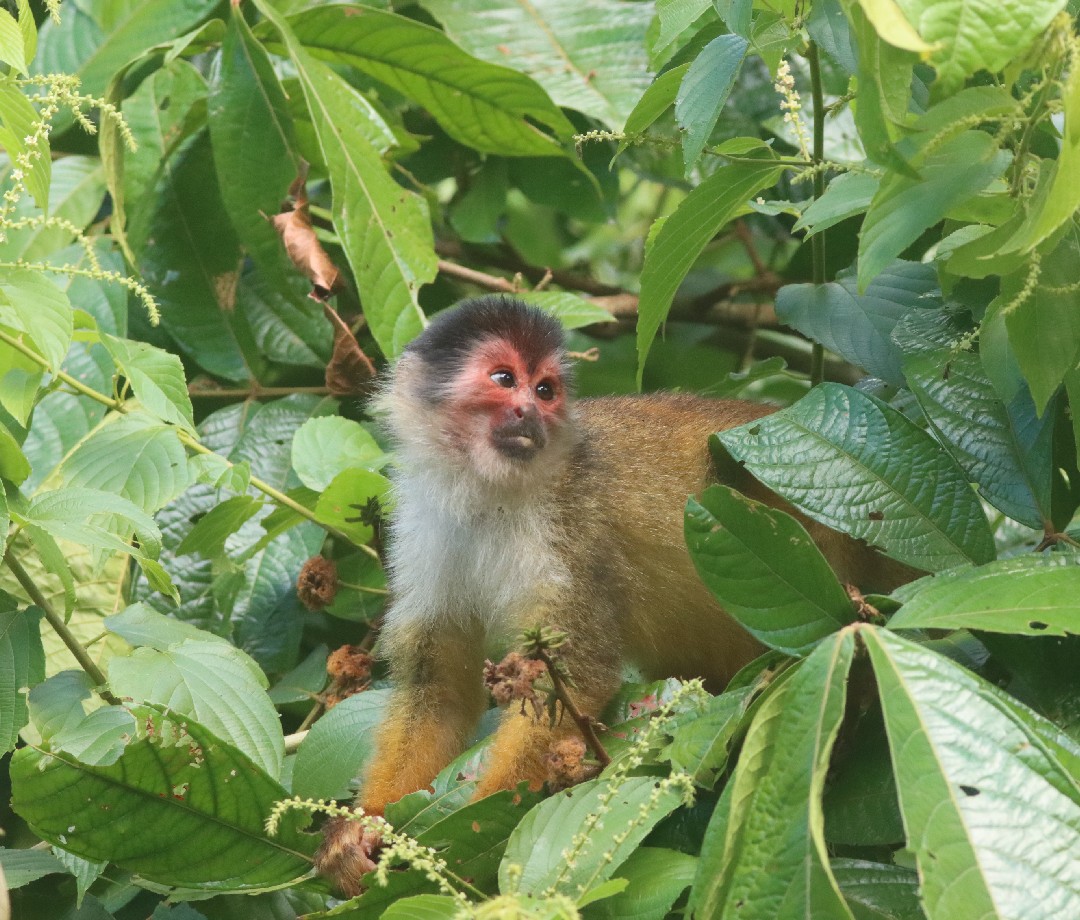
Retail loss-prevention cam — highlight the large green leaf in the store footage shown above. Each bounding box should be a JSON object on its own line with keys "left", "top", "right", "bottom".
{"left": 291, "top": 689, "right": 390, "bottom": 800}
{"left": 889, "top": 556, "right": 1080, "bottom": 635}
{"left": 421, "top": 0, "right": 652, "bottom": 129}
{"left": 858, "top": 131, "right": 1009, "bottom": 291}
{"left": 864, "top": 626, "right": 1080, "bottom": 920}
{"left": 500, "top": 775, "right": 689, "bottom": 898}
{"left": 689, "top": 632, "right": 856, "bottom": 919}
{"left": 0, "top": 266, "right": 74, "bottom": 370}
{"left": 101, "top": 335, "right": 195, "bottom": 433}
{"left": 33, "top": 0, "right": 217, "bottom": 98}
{"left": 675, "top": 33, "right": 748, "bottom": 171}
{"left": 685, "top": 485, "right": 854, "bottom": 655}
{"left": 895, "top": 0, "right": 1065, "bottom": 96}
{"left": 291, "top": 417, "right": 384, "bottom": 492}
{"left": 109, "top": 639, "right": 285, "bottom": 779}
{"left": 61, "top": 412, "right": 191, "bottom": 516}
{"left": 637, "top": 159, "right": 782, "bottom": 383}
{"left": 590, "top": 847, "right": 697, "bottom": 920}
{"left": 11, "top": 707, "right": 316, "bottom": 890}
{"left": 0, "top": 75, "right": 49, "bottom": 209}
{"left": 0, "top": 592, "right": 44, "bottom": 754}
{"left": 793, "top": 171, "right": 881, "bottom": 237}
{"left": 21, "top": 487, "right": 163, "bottom": 560}
{"left": 775, "top": 259, "right": 939, "bottom": 386}
{"left": 281, "top": 4, "right": 574, "bottom": 156}
{"left": 1003, "top": 225, "right": 1080, "bottom": 414}
{"left": 209, "top": 7, "right": 300, "bottom": 288}
{"left": 897, "top": 310, "right": 1051, "bottom": 529}
{"left": 830, "top": 859, "right": 922, "bottom": 920}
{"left": 258, "top": 1, "right": 434, "bottom": 359}
{"left": 716, "top": 383, "right": 995, "bottom": 572}
{"left": 28, "top": 670, "right": 136, "bottom": 767}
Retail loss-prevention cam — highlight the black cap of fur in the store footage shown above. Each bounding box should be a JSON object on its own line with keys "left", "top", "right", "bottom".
{"left": 405, "top": 296, "right": 568, "bottom": 400}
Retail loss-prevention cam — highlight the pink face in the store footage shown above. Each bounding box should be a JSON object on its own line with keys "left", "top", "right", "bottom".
{"left": 445, "top": 338, "right": 568, "bottom": 465}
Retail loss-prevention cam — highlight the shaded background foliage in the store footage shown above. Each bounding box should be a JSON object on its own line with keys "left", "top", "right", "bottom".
{"left": 2, "top": 0, "right": 1080, "bottom": 917}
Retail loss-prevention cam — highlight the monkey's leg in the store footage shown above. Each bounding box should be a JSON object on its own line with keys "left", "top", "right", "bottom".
{"left": 475, "top": 638, "right": 621, "bottom": 799}
{"left": 316, "top": 618, "right": 487, "bottom": 895}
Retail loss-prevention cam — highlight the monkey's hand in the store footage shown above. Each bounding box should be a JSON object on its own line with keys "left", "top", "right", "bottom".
{"left": 314, "top": 815, "right": 384, "bottom": 899}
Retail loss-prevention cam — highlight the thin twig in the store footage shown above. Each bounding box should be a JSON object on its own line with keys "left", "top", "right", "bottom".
{"left": 534, "top": 647, "right": 611, "bottom": 768}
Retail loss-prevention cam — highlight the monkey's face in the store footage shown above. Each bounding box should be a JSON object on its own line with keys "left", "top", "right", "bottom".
{"left": 443, "top": 337, "right": 570, "bottom": 480}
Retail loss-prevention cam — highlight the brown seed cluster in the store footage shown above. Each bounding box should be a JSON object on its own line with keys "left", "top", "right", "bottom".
{"left": 324, "top": 644, "right": 374, "bottom": 709}
{"left": 544, "top": 737, "right": 598, "bottom": 791}
{"left": 483, "top": 651, "right": 548, "bottom": 718}
{"left": 298, "top": 556, "right": 339, "bottom": 611}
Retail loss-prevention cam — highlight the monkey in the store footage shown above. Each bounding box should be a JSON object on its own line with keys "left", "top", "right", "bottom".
{"left": 315, "top": 295, "right": 913, "bottom": 895}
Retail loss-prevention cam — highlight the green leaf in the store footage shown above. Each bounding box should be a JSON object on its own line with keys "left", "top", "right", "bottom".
{"left": 0, "top": 422, "right": 30, "bottom": 485}
{"left": 864, "top": 626, "right": 1080, "bottom": 919}
{"left": 663, "top": 684, "right": 754, "bottom": 785}
{"left": 896, "top": 0, "right": 1066, "bottom": 96}
{"left": 685, "top": 485, "right": 854, "bottom": 655}
{"left": 775, "top": 259, "right": 939, "bottom": 386}
{"left": 0, "top": 75, "right": 49, "bottom": 210}
{"left": 831, "top": 859, "right": 922, "bottom": 920}
{"left": 33, "top": 0, "right": 218, "bottom": 98}
{"left": 0, "top": 592, "right": 44, "bottom": 754}
{"left": 637, "top": 160, "right": 782, "bottom": 383}
{"left": 1003, "top": 65, "right": 1080, "bottom": 252}
{"left": 793, "top": 171, "right": 881, "bottom": 237}
{"left": 0, "top": 267, "right": 74, "bottom": 370}
{"left": 513, "top": 291, "right": 617, "bottom": 330}
{"left": 500, "top": 775, "right": 689, "bottom": 897}
{"left": 0, "top": 345, "right": 42, "bottom": 426}
{"left": 0, "top": 9, "right": 28, "bottom": 74}
{"left": 419, "top": 0, "right": 653, "bottom": 129}
{"left": 22, "top": 486, "right": 164, "bottom": 560}
{"left": 889, "top": 556, "right": 1080, "bottom": 635}
{"left": 314, "top": 468, "right": 392, "bottom": 544}
{"left": 858, "top": 131, "right": 1010, "bottom": 291}
{"left": 897, "top": 310, "right": 1051, "bottom": 529}
{"left": 11, "top": 707, "right": 316, "bottom": 890}
{"left": 291, "top": 689, "right": 390, "bottom": 800}
{"left": 618, "top": 63, "right": 689, "bottom": 151}
{"left": 291, "top": 417, "right": 384, "bottom": 492}
{"left": 136, "top": 132, "right": 252, "bottom": 384}
{"left": 259, "top": 4, "right": 434, "bottom": 359}
{"left": 675, "top": 33, "right": 748, "bottom": 171}
{"left": 588, "top": 847, "right": 697, "bottom": 919}
{"left": 105, "top": 602, "right": 232, "bottom": 651}
{"left": 109, "top": 639, "right": 284, "bottom": 778}
{"left": 1003, "top": 225, "right": 1080, "bottom": 414}
{"left": 381, "top": 896, "right": 461, "bottom": 920}
{"left": 29, "top": 670, "right": 137, "bottom": 767}
{"left": 209, "top": 7, "right": 300, "bottom": 288}
{"left": 61, "top": 412, "right": 191, "bottom": 516}
{"left": 689, "top": 633, "right": 856, "bottom": 919}
{"left": 716, "top": 383, "right": 995, "bottom": 572}
{"left": 852, "top": 0, "right": 933, "bottom": 52}
{"left": 174, "top": 495, "right": 263, "bottom": 560}
{"left": 0, "top": 848, "right": 65, "bottom": 888}
{"left": 101, "top": 335, "right": 195, "bottom": 432}
{"left": 656, "top": 0, "right": 713, "bottom": 49}
{"left": 282, "top": 4, "right": 574, "bottom": 156}
{"left": 2, "top": 157, "right": 105, "bottom": 261}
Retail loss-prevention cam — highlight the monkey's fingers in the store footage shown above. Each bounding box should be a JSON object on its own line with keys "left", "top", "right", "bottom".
{"left": 314, "top": 816, "right": 383, "bottom": 899}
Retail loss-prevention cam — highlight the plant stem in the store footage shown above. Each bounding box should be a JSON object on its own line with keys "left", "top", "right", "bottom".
{"left": 534, "top": 647, "right": 611, "bottom": 768}
{"left": 4, "top": 548, "right": 121, "bottom": 705}
{"left": 807, "top": 40, "right": 827, "bottom": 387}
{"left": 0, "top": 328, "right": 379, "bottom": 559}
{"left": 189, "top": 385, "right": 331, "bottom": 400}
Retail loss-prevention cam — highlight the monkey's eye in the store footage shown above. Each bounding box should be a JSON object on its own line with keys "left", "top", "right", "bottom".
{"left": 535, "top": 380, "right": 556, "bottom": 401}
{"left": 490, "top": 370, "right": 515, "bottom": 388}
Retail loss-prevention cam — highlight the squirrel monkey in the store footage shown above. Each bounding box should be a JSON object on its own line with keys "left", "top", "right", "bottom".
{"left": 316, "top": 296, "right": 911, "bottom": 894}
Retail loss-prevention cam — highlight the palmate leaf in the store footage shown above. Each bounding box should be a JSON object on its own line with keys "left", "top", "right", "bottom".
{"left": 280, "top": 4, "right": 574, "bottom": 157}
{"left": 864, "top": 627, "right": 1080, "bottom": 920}
{"left": 716, "top": 383, "right": 995, "bottom": 573}
{"left": 420, "top": 0, "right": 653, "bottom": 130}
{"left": 889, "top": 555, "right": 1080, "bottom": 636}
{"left": 11, "top": 706, "right": 316, "bottom": 891}
{"left": 689, "top": 632, "right": 856, "bottom": 919}
{"left": 257, "top": 0, "right": 434, "bottom": 359}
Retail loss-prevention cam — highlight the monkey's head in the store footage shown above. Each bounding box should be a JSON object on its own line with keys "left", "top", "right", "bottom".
{"left": 382, "top": 297, "right": 575, "bottom": 487}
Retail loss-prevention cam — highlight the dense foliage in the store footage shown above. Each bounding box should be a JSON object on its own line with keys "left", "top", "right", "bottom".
{"left": 3, "top": 0, "right": 1080, "bottom": 918}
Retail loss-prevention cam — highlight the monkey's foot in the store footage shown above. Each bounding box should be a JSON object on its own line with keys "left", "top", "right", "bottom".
{"left": 314, "top": 816, "right": 383, "bottom": 899}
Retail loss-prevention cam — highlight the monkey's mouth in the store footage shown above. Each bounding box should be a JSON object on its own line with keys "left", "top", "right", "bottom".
{"left": 492, "top": 419, "right": 546, "bottom": 460}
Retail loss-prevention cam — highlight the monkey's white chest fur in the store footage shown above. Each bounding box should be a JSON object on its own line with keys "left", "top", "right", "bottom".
{"left": 384, "top": 470, "right": 568, "bottom": 633}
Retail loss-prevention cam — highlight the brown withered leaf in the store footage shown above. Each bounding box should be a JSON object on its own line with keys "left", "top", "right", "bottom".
{"left": 268, "top": 168, "right": 341, "bottom": 300}
{"left": 324, "top": 304, "right": 376, "bottom": 395}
